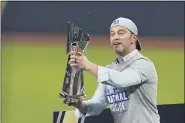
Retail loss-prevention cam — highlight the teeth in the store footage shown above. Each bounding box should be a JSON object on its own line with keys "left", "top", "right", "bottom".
{"left": 114, "top": 42, "right": 121, "bottom": 45}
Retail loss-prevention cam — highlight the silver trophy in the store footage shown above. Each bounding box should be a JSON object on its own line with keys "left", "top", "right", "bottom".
{"left": 60, "top": 22, "right": 90, "bottom": 104}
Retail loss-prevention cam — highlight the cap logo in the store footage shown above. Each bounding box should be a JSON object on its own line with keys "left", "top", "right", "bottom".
{"left": 113, "top": 19, "right": 119, "bottom": 25}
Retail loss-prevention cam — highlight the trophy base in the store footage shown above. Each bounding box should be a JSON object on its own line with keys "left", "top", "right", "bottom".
{"left": 60, "top": 91, "right": 85, "bottom": 104}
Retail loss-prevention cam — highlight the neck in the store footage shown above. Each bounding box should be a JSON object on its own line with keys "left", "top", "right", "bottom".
{"left": 116, "top": 47, "right": 136, "bottom": 58}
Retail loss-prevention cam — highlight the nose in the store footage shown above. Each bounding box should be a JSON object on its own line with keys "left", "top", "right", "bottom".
{"left": 113, "top": 33, "right": 120, "bottom": 40}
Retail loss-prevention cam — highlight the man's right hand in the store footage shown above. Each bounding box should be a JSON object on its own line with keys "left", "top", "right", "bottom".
{"left": 62, "top": 96, "right": 82, "bottom": 108}
{"left": 62, "top": 97, "right": 87, "bottom": 115}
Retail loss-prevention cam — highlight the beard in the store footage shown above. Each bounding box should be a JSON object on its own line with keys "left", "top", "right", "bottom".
{"left": 113, "top": 45, "right": 125, "bottom": 55}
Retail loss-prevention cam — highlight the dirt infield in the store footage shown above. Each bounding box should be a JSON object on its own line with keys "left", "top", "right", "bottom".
{"left": 2, "top": 32, "right": 184, "bottom": 49}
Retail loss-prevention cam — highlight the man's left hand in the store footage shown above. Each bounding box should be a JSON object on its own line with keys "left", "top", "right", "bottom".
{"left": 69, "top": 51, "right": 90, "bottom": 70}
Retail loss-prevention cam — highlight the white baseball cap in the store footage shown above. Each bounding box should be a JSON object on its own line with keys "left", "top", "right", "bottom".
{"left": 110, "top": 17, "right": 142, "bottom": 50}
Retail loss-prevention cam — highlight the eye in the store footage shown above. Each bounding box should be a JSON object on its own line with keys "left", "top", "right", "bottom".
{"left": 110, "top": 32, "right": 115, "bottom": 36}
{"left": 118, "top": 31, "right": 125, "bottom": 35}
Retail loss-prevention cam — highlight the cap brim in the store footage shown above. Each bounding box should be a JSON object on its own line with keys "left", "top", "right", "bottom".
{"left": 136, "top": 40, "right": 142, "bottom": 50}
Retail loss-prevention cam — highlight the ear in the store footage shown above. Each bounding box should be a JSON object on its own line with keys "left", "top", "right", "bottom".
{"left": 131, "top": 34, "right": 138, "bottom": 44}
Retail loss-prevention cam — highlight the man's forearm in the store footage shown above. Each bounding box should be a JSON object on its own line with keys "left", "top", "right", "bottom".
{"left": 85, "top": 62, "right": 98, "bottom": 77}
{"left": 85, "top": 61, "right": 142, "bottom": 88}
{"left": 76, "top": 102, "right": 87, "bottom": 115}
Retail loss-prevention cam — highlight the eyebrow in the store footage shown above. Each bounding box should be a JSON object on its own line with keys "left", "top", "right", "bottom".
{"left": 118, "top": 29, "right": 126, "bottom": 32}
{"left": 110, "top": 29, "right": 126, "bottom": 33}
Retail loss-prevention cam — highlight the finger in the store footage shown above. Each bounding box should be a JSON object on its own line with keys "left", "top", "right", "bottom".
{"left": 70, "top": 63, "right": 78, "bottom": 67}
{"left": 70, "top": 55, "right": 75, "bottom": 59}
{"left": 70, "top": 55, "right": 80, "bottom": 60}
{"left": 68, "top": 103, "right": 72, "bottom": 106}
{"left": 62, "top": 98, "right": 67, "bottom": 104}
{"left": 69, "top": 59, "right": 76, "bottom": 64}
{"left": 69, "top": 51, "right": 76, "bottom": 55}
{"left": 70, "top": 55, "right": 79, "bottom": 60}
{"left": 67, "top": 98, "right": 72, "bottom": 104}
{"left": 76, "top": 52, "right": 82, "bottom": 56}
{"left": 63, "top": 98, "right": 70, "bottom": 104}
{"left": 75, "top": 59, "right": 80, "bottom": 63}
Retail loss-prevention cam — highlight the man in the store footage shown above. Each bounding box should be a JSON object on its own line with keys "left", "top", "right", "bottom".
{"left": 64, "top": 17, "right": 160, "bottom": 123}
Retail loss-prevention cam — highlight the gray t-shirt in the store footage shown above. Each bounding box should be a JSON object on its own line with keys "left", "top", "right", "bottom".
{"left": 75, "top": 49, "right": 160, "bottom": 123}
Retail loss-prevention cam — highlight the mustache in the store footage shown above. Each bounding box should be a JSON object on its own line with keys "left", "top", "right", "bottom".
{"left": 111, "top": 40, "right": 121, "bottom": 45}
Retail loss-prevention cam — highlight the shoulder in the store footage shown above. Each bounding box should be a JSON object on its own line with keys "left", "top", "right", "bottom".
{"left": 131, "top": 53, "right": 158, "bottom": 80}
{"left": 133, "top": 53, "right": 156, "bottom": 69}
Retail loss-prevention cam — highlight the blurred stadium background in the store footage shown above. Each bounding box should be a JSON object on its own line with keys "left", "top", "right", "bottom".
{"left": 1, "top": 1, "right": 184, "bottom": 123}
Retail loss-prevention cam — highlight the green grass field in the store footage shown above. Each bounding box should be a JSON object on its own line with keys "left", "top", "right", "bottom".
{"left": 2, "top": 42, "right": 184, "bottom": 123}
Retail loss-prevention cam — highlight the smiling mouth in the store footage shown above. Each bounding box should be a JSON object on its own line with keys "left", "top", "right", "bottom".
{"left": 113, "top": 42, "right": 121, "bottom": 46}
